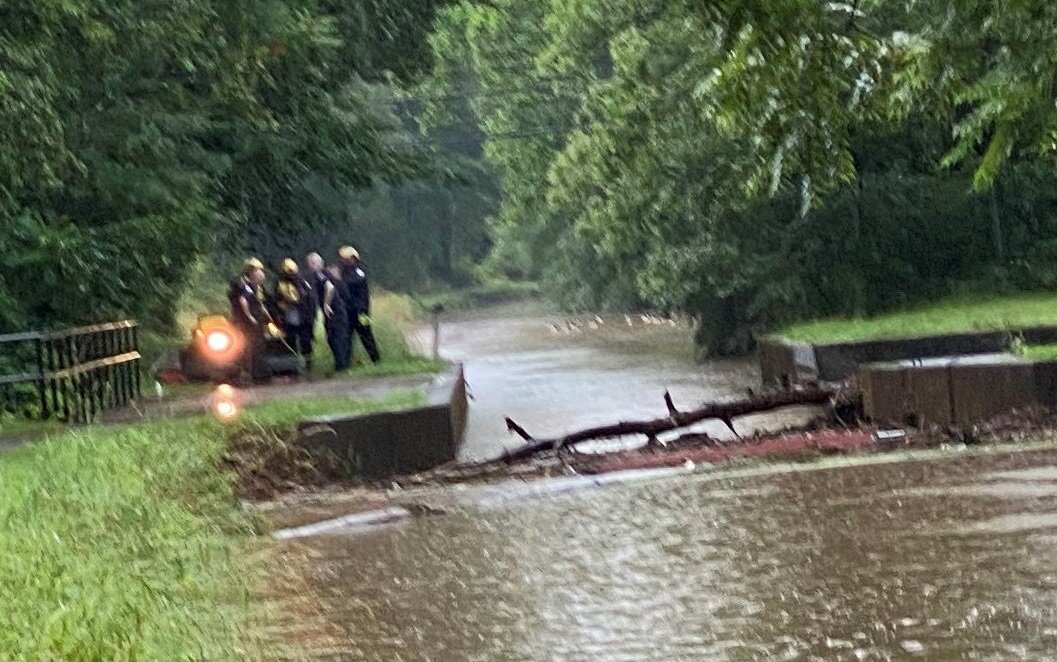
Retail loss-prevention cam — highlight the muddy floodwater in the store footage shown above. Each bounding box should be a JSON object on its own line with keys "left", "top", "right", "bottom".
{"left": 276, "top": 448, "right": 1057, "bottom": 660}
{"left": 271, "top": 308, "right": 1057, "bottom": 660}
{"left": 414, "top": 306, "right": 808, "bottom": 461}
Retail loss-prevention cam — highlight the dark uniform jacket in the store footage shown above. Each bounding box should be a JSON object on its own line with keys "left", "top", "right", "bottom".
{"left": 228, "top": 277, "right": 265, "bottom": 328}
{"left": 340, "top": 263, "right": 371, "bottom": 314}
{"left": 327, "top": 274, "right": 349, "bottom": 323}
{"left": 308, "top": 271, "right": 329, "bottom": 313}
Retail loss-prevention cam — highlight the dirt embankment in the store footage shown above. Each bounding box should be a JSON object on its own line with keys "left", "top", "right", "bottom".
{"left": 222, "top": 421, "right": 361, "bottom": 501}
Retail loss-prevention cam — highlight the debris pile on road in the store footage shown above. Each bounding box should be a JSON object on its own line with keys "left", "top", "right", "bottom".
{"left": 223, "top": 422, "right": 344, "bottom": 500}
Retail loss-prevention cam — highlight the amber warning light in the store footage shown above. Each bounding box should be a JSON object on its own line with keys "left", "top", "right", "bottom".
{"left": 193, "top": 316, "right": 245, "bottom": 365}
{"left": 206, "top": 330, "right": 233, "bottom": 353}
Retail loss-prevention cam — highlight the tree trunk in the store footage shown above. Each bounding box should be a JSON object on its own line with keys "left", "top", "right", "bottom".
{"left": 990, "top": 183, "right": 1005, "bottom": 263}
{"left": 498, "top": 386, "right": 836, "bottom": 464}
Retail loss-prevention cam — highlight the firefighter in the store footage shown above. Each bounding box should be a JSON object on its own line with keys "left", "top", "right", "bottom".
{"left": 324, "top": 264, "right": 352, "bottom": 371}
{"left": 275, "top": 258, "right": 317, "bottom": 372}
{"left": 305, "top": 252, "right": 332, "bottom": 317}
{"left": 338, "top": 245, "right": 380, "bottom": 364}
{"left": 228, "top": 257, "right": 268, "bottom": 381}
{"left": 305, "top": 253, "right": 351, "bottom": 371}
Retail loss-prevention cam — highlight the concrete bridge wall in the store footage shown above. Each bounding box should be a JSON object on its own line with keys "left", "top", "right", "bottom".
{"left": 861, "top": 355, "right": 1057, "bottom": 426}
{"left": 759, "top": 326, "right": 1057, "bottom": 385}
{"left": 297, "top": 364, "right": 467, "bottom": 480}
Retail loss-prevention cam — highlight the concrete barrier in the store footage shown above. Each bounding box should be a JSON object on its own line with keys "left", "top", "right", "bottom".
{"left": 861, "top": 354, "right": 1057, "bottom": 426}
{"left": 758, "top": 337, "right": 818, "bottom": 385}
{"left": 759, "top": 325, "right": 1057, "bottom": 384}
{"left": 296, "top": 364, "right": 468, "bottom": 480}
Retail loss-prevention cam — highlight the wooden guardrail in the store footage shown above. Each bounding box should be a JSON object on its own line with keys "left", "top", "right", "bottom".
{"left": 0, "top": 321, "right": 141, "bottom": 424}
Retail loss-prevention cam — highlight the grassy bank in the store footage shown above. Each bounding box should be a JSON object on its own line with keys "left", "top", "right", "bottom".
{"left": 0, "top": 415, "right": 66, "bottom": 440}
{"left": 0, "top": 420, "right": 258, "bottom": 658}
{"left": 414, "top": 280, "right": 539, "bottom": 313}
{"left": 0, "top": 387, "right": 424, "bottom": 657}
{"left": 309, "top": 289, "right": 446, "bottom": 379}
{"left": 778, "top": 293, "right": 1057, "bottom": 344}
{"left": 235, "top": 389, "right": 423, "bottom": 428}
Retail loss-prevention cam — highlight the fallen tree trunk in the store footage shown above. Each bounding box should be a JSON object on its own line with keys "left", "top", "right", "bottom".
{"left": 498, "top": 386, "right": 836, "bottom": 464}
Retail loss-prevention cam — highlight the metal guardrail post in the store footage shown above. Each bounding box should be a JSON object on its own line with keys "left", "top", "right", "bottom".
{"left": 132, "top": 324, "right": 141, "bottom": 399}
{"left": 431, "top": 304, "right": 444, "bottom": 361}
{"left": 46, "top": 337, "right": 58, "bottom": 417}
{"left": 34, "top": 336, "right": 48, "bottom": 419}
{"left": 60, "top": 337, "right": 70, "bottom": 422}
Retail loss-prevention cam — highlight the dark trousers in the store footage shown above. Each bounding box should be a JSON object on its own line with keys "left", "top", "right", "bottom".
{"left": 348, "top": 309, "right": 380, "bottom": 363}
{"left": 326, "top": 320, "right": 352, "bottom": 371}
{"left": 287, "top": 323, "right": 314, "bottom": 369}
{"left": 236, "top": 322, "right": 267, "bottom": 381}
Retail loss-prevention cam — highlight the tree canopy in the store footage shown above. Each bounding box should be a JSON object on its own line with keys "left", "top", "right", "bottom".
{"left": 8, "top": 0, "right": 1057, "bottom": 355}
{"left": 0, "top": 0, "right": 470, "bottom": 332}
{"left": 423, "top": 0, "right": 1057, "bottom": 353}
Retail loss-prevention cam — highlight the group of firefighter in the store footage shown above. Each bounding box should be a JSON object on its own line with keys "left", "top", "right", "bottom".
{"left": 228, "top": 245, "right": 379, "bottom": 380}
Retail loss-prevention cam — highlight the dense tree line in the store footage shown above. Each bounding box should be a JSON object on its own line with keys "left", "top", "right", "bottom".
{"left": 10, "top": 0, "right": 1057, "bottom": 356}
{"left": 423, "top": 0, "right": 1057, "bottom": 354}
{"left": 0, "top": 0, "right": 495, "bottom": 334}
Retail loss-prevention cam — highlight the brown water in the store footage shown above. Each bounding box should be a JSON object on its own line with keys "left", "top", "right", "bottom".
{"left": 413, "top": 308, "right": 807, "bottom": 461}
{"left": 277, "top": 447, "right": 1057, "bottom": 660}
{"left": 274, "top": 310, "right": 1057, "bottom": 660}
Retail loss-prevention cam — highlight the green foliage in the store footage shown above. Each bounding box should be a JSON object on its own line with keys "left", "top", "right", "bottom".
{"left": 0, "top": 1, "right": 229, "bottom": 330}
{"left": 226, "top": 0, "right": 497, "bottom": 293}
{"left": 317, "top": 0, "right": 452, "bottom": 83}
{"left": 423, "top": 0, "right": 588, "bottom": 286}
{"left": 0, "top": 0, "right": 469, "bottom": 336}
{"left": 424, "top": 0, "right": 1057, "bottom": 353}
{"left": 415, "top": 280, "right": 540, "bottom": 312}
{"left": 1017, "top": 343, "right": 1057, "bottom": 363}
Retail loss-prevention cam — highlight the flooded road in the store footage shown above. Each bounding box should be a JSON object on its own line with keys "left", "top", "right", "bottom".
{"left": 273, "top": 309, "right": 1057, "bottom": 659}
{"left": 415, "top": 307, "right": 806, "bottom": 461}
{"left": 277, "top": 446, "right": 1057, "bottom": 660}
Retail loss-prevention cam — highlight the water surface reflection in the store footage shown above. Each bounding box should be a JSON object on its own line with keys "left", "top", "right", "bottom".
{"left": 279, "top": 448, "right": 1057, "bottom": 660}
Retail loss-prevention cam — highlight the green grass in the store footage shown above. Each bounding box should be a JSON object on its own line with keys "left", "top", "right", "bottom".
{"left": 777, "top": 293, "right": 1057, "bottom": 344}
{"left": 414, "top": 280, "right": 540, "bottom": 313}
{"left": 0, "top": 415, "right": 67, "bottom": 441}
{"left": 1015, "top": 343, "right": 1057, "bottom": 362}
{"left": 0, "top": 386, "right": 428, "bottom": 658}
{"left": 235, "top": 390, "right": 425, "bottom": 427}
{"left": 308, "top": 291, "right": 447, "bottom": 379}
{"left": 340, "top": 357, "right": 449, "bottom": 378}
{"left": 0, "top": 419, "right": 259, "bottom": 659}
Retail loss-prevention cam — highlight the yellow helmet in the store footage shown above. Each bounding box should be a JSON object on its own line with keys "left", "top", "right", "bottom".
{"left": 243, "top": 257, "right": 265, "bottom": 273}
{"left": 338, "top": 245, "right": 360, "bottom": 261}
{"left": 280, "top": 258, "right": 298, "bottom": 276}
